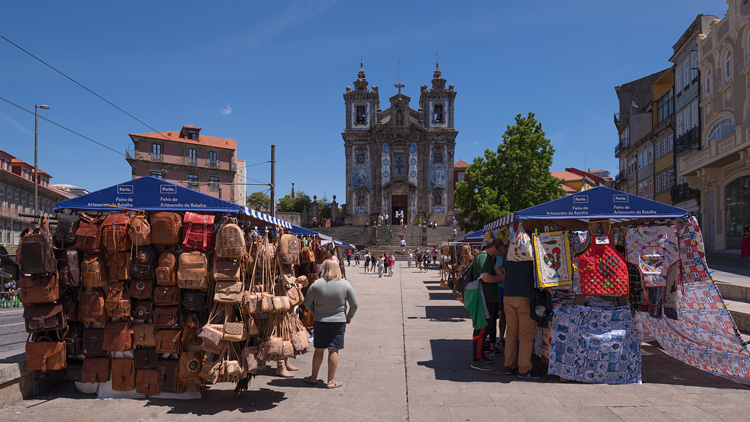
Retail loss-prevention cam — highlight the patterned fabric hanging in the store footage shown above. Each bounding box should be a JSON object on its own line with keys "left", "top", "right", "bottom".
{"left": 625, "top": 225, "right": 679, "bottom": 288}
{"left": 532, "top": 231, "right": 572, "bottom": 288}
{"left": 678, "top": 217, "right": 711, "bottom": 283}
{"left": 577, "top": 232, "right": 628, "bottom": 296}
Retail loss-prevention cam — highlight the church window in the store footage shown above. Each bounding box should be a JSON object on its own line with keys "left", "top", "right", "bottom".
{"left": 392, "top": 153, "right": 407, "bottom": 179}
{"left": 356, "top": 191, "right": 367, "bottom": 207}
{"left": 355, "top": 148, "right": 366, "bottom": 165}
{"left": 433, "top": 147, "right": 444, "bottom": 165}
{"left": 397, "top": 110, "right": 404, "bottom": 126}
{"left": 356, "top": 105, "right": 367, "bottom": 125}
{"left": 433, "top": 104, "right": 443, "bottom": 123}
{"left": 432, "top": 189, "right": 444, "bottom": 207}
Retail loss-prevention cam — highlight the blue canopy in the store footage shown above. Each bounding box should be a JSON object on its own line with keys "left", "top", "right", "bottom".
{"left": 461, "top": 229, "right": 486, "bottom": 242}
{"left": 286, "top": 224, "right": 319, "bottom": 236}
{"left": 54, "top": 176, "right": 292, "bottom": 229}
{"left": 484, "top": 186, "right": 687, "bottom": 231}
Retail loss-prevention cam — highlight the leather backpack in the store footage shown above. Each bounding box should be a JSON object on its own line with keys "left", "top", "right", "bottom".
{"left": 111, "top": 358, "right": 136, "bottom": 391}
{"left": 78, "top": 290, "right": 106, "bottom": 324}
{"left": 23, "top": 303, "right": 67, "bottom": 332}
{"left": 136, "top": 368, "right": 160, "bottom": 397}
{"left": 55, "top": 249, "right": 80, "bottom": 288}
{"left": 106, "top": 251, "right": 131, "bottom": 280}
{"left": 75, "top": 213, "right": 104, "bottom": 253}
{"left": 129, "top": 213, "right": 151, "bottom": 246}
{"left": 130, "top": 279, "right": 154, "bottom": 300}
{"left": 156, "top": 251, "right": 178, "bottom": 286}
{"left": 300, "top": 246, "right": 314, "bottom": 264}
{"left": 154, "top": 286, "right": 180, "bottom": 306}
{"left": 133, "top": 323, "right": 156, "bottom": 346}
{"left": 53, "top": 213, "right": 80, "bottom": 248}
{"left": 81, "top": 254, "right": 107, "bottom": 288}
{"left": 82, "top": 356, "right": 110, "bottom": 383}
{"left": 18, "top": 217, "right": 56, "bottom": 275}
{"left": 25, "top": 334, "right": 66, "bottom": 372}
{"left": 215, "top": 218, "right": 245, "bottom": 258}
{"left": 131, "top": 246, "right": 157, "bottom": 279}
{"left": 61, "top": 289, "right": 78, "bottom": 322}
{"left": 155, "top": 330, "right": 182, "bottom": 354}
{"left": 177, "top": 251, "right": 208, "bottom": 290}
{"left": 19, "top": 274, "right": 59, "bottom": 305}
{"left": 278, "top": 234, "right": 300, "bottom": 265}
{"left": 101, "top": 213, "right": 131, "bottom": 252}
{"left": 64, "top": 322, "right": 84, "bottom": 356}
{"left": 105, "top": 281, "right": 131, "bottom": 318}
{"left": 150, "top": 212, "right": 182, "bottom": 246}
{"left": 181, "top": 212, "right": 215, "bottom": 252}
{"left": 132, "top": 299, "right": 154, "bottom": 320}
{"left": 103, "top": 321, "right": 132, "bottom": 352}
{"left": 82, "top": 327, "right": 107, "bottom": 356}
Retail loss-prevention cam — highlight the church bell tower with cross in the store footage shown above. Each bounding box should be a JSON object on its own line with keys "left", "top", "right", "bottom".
{"left": 342, "top": 60, "right": 457, "bottom": 227}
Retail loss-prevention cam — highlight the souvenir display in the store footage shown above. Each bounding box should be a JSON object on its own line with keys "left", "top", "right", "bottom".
{"left": 507, "top": 222, "right": 533, "bottom": 262}
{"left": 577, "top": 228, "right": 628, "bottom": 296}
{"left": 625, "top": 225, "right": 679, "bottom": 288}
{"left": 532, "top": 231, "right": 572, "bottom": 288}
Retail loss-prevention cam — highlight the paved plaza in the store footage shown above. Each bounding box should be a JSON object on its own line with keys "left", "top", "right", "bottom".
{"left": 2, "top": 261, "right": 750, "bottom": 422}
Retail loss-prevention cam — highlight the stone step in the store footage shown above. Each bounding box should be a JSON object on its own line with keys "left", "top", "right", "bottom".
{"left": 0, "top": 352, "right": 64, "bottom": 407}
{"left": 723, "top": 299, "right": 750, "bottom": 336}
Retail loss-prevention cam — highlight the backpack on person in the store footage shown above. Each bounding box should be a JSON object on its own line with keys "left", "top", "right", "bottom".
{"left": 455, "top": 257, "right": 476, "bottom": 295}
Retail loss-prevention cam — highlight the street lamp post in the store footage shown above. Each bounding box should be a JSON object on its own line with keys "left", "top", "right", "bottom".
{"left": 34, "top": 104, "right": 50, "bottom": 215}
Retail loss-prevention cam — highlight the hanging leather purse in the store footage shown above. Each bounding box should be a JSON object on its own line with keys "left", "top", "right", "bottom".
{"left": 130, "top": 279, "right": 154, "bottom": 300}
{"left": 222, "top": 316, "right": 247, "bottom": 343}
{"left": 103, "top": 321, "right": 132, "bottom": 352}
{"left": 82, "top": 328, "right": 107, "bottom": 357}
{"left": 131, "top": 245, "right": 157, "bottom": 280}
{"left": 153, "top": 306, "right": 180, "bottom": 329}
{"left": 154, "top": 285, "right": 180, "bottom": 306}
{"left": 111, "top": 358, "right": 136, "bottom": 391}
{"left": 136, "top": 368, "right": 159, "bottom": 397}
{"left": 282, "top": 340, "right": 295, "bottom": 359}
{"left": 155, "top": 329, "right": 182, "bottom": 354}
{"left": 178, "top": 351, "right": 204, "bottom": 379}
{"left": 181, "top": 290, "right": 206, "bottom": 313}
{"left": 105, "top": 250, "right": 131, "bottom": 280}
{"left": 242, "top": 292, "right": 259, "bottom": 314}
{"left": 132, "top": 300, "right": 154, "bottom": 320}
{"left": 214, "top": 280, "right": 243, "bottom": 304}
{"left": 259, "top": 293, "right": 274, "bottom": 313}
{"left": 105, "top": 281, "right": 131, "bottom": 318}
{"left": 23, "top": 303, "right": 67, "bottom": 333}
{"left": 25, "top": 334, "right": 66, "bottom": 372}
{"left": 78, "top": 290, "right": 106, "bottom": 325}
{"left": 132, "top": 323, "right": 156, "bottom": 347}
{"left": 177, "top": 251, "right": 208, "bottom": 290}
{"left": 56, "top": 249, "right": 80, "bottom": 288}
{"left": 158, "top": 359, "right": 180, "bottom": 392}
{"left": 242, "top": 346, "right": 258, "bottom": 372}
{"left": 81, "top": 254, "right": 107, "bottom": 288}
{"left": 246, "top": 316, "right": 259, "bottom": 337}
{"left": 272, "top": 295, "right": 291, "bottom": 313}
{"left": 82, "top": 356, "right": 110, "bottom": 383}
{"left": 134, "top": 347, "right": 159, "bottom": 368}
{"left": 19, "top": 274, "right": 59, "bottom": 305}
{"left": 64, "top": 322, "right": 84, "bottom": 356}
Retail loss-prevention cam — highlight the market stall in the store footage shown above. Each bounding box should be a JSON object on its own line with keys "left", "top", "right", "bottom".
{"left": 20, "top": 176, "right": 319, "bottom": 399}
{"left": 482, "top": 186, "right": 750, "bottom": 385}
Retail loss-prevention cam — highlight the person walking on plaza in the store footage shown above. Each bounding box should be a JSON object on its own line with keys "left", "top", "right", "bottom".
{"left": 388, "top": 253, "right": 395, "bottom": 277}
{"left": 377, "top": 254, "right": 385, "bottom": 278}
{"left": 346, "top": 249, "right": 352, "bottom": 266}
{"left": 407, "top": 250, "right": 413, "bottom": 268}
{"left": 364, "top": 252, "right": 371, "bottom": 274}
{"left": 400, "top": 238, "right": 406, "bottom": 252}
{"left": 302, "top": 259, "right": 358, "bottom": 389}
{"left": 469, "top": 239, "right": 505, "bottom": 372}
{"left": 502, "top": 246, "right": 541, "bottom": 379}
{"left": 354, "top": 249, "right": 360, "bottom": 266}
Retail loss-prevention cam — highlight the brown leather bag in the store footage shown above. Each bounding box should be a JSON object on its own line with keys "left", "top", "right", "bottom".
{"left": 158, "top": 359, "right": 180, "bottom": 392}
{"left": 156, "top": 251, "right": 177, "bottom": 286}
{"left": 134, "top": 348, "right": 158, "bottom": 368}
{"left": 19, "top": 274, "right": 59, "bottom": 305}
{"left": 105, "top": 281, "right": 131, "bottom": 318}
{"left": 277, "top": 234, "right": 300, "bottom": 265}
{"left": 130, "top": 279, "right": 154, "bottom": 299}
{"left": 214, "top": 280, "right": 243, "bottom": 304}
{"left": 101, "top": 212, "right": 131, "bottom": 252}
{"left": 106, "top": 251, "right": 131, "bottom": 280}
{"left": 300, "top": 246, "right": 314, "bottom": 264}
{"left": 150, "top": 212, "right": 182, "bottom": 246}
{"left": 25, "top": 335, "right": 66, "bottom": 372}
{"left": 181, "top": 212, "right": 214, "bottom": 252}
{"left": 132, "top": 299, "right": 154, "bottom": 320}
{"left": 131, "top": 246, "right": 157, "bottom": 280}
{"left": 154, "top": 286, "right": 180, "bottom": 306}
{"left": 153, "top": 306, "right": 180, "bottom": 329}
{"left": 129, "top": 213, "right": 151, "bottom": 246}
{"left": 18, "top": 217, "right": 56, "bottom": 275}
{"left": 178, "top": 351, "right": 204, "bottom": 379}
{"left": 177, "top": 251, "right": 208, "bottom": 289}
{"left": 81, "top": 254, "right": 107, "bottom": 288}
{"left": 23, "top": 303, "right": 67, "bottom": 332}
{"left": 133, "top": 323, "right": 156, "bottom": 346}
{"left": 82, "top": 356, "right": 110, "bottom": 383}
{"left": 82, "top": 327, "right": 107, "bottom": 356}
{"left": 103, "top": 321, "right": 132, "bottom": 352}
{"left": 78, "top": 290, "right": 106, "bottom": 324}
{"left": 56, "top": 249, "right": 80, "bottom": 288}
{"left": 213, "top": 256, "right": 241, "bottom": 282}
{"left": 155, "top": 329, "right": 182, "bottom": 354}
{"left": 111, "top": 358, "right": 136, "bottom": 391}
{"left": 75, "top": 213, "right": 104, "bottom": 252}
{"left": 136, "top": 368, "right": 159, "bottom": 397}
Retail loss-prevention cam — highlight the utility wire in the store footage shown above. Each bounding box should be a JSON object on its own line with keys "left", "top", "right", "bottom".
{"left": 1, "top": 35, "right": 170, "bottom": 139}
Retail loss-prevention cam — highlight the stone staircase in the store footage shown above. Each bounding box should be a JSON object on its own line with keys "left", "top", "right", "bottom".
{"left": 315, "top": 225, "right": 463, "bottom": 252}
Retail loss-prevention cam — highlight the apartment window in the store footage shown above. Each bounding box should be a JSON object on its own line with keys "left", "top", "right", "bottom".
{"left": 676, "top": 68, "right": 682, "bottom": 94}
{"left": 150, "top": 171, "right": 164, "bottom": 180}
{"left": 0, "top": 156, "right": 4, "bottom": 170}
{"left": 667, "top": 134, "right": 673, "bottom": 152}
{"left": 209, "top": 176, "right": 219, "bottom": 191}
{"left": 655, "top": 141, "right": 661, "bottom": 159}
{"left": 691, "top": 52, "right": 699, "bottom": 82}
{"left": 209, "top": 151, "right": 218, "bottom": 167}
{"left": 692, "top": 103, "right": 699, "bottom": 129}
{"left": 188, "top": 148, "right": 197, "bottom": 165}
{"left": 187, "top": 174, "right": 199, "bottom": 189}
{"left": 647, "top": 146, "right": 653, "bottom": 164}
{"left": 708, "top": 118, "right": 732, "bottom": 142}
{"left": 677, "top": 114, "right": 684, "bottom": 137}
{"left": 683, "top": 61, "right": 690, "bottom": 90}
{"left": 152, "top": 143, "right": 162, "bottom": 160}
{"left": 705, "top": 68, "right": 712, "bottom": 96}
{"left": 187, "top": 130, "right": 197, "bottom": 140}
{"left": 725, "top": 50, "right": 733, "bottom": 81}
{"left": 356, "top": 105, "right": 367, "bottom": 125}
{"left": 457, "top": 172, "right": 465, "bottom": 182}
{"left": 433, "top": 104, "right": 444, "bottom": 123}
{"left": 657, "top": 89, "right": 673, "bottom": 123}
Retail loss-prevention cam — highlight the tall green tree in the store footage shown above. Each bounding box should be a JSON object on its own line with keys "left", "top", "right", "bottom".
{"left": 246, "top": 191, "right": 271, "bottom": 211}
{"left": 277, "top": 190, "right": 312, "bottom": 213}
{"left": 454, "top": 112, "right": 563, "bottom": 232}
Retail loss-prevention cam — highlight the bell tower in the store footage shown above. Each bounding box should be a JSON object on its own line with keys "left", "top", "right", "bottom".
{"left": 419, "top": 62, "right": 456, "bottom": 129}
{"left": 344, "top": 63, "right": 380, "bottom": 130}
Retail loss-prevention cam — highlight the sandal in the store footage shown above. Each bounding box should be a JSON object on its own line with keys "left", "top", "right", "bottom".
{"left": 326, "top": 381, "right": 343, "bottom": 389}
{"left": 302, "top": 376, "right": 318, "bottom": 385}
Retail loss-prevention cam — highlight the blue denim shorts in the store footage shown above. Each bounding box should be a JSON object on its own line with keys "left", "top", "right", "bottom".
{"left": 313, "top": 321, "right": 346, "bottom": 350}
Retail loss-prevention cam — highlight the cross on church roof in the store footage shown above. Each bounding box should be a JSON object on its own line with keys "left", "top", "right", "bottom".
{"left": 395, "top": 83, "right": 404, "bottom": 95}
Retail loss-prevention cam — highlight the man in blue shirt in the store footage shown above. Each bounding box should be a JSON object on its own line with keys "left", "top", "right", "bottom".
{"left": 502, "top": 256, "right": 541, "bottom": 379}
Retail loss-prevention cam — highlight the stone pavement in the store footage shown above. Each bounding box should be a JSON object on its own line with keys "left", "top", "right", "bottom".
{"left": 2, "top": 262, "right": 750, "bottom": 422}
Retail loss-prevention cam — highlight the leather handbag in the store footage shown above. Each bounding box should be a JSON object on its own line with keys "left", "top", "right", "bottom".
{"left": 132, "top": 299, "right": 154, "bottom": 320}
{"left": 78, "top": 290, "right": 106, "bottom": 324}
{"left": 75, "top": 213, "right": 104, "bottom": 253}
{"left": 81, "top": 254, "right": 107, "bottom": 288}
{"left": 132, "top": 323, "right": 156, "bottom": 346}
{"left": 24, "top": 303, "right": 67, "bottom": 332}
{"left": 272, "top": 295, "right": 291, "bottom": 313}
{"left": 198, "top": 323, "right": 223, "bottom": 347}
{"left": 222, "top": 319, "right": 246, "bottom": 342}
{"left": 64, "top": 322, "right": 84, "bottom": 356}
{"left": 129, "top": 213, "right": 151, "bottom": 246}
{"left": 177, "top": 251, "right": 208, "bottom": 289}
{"left": 61, "top": 290, "right": 78, "bottom": 323}
{"left": 56, "top": 249, "right": 80, "bottom": 288}
{"left": 282, "top": 340, "right": 294, "bottom": 359}
{"left": 246, "top": 316, "right": 259, "bottom": 337}
{"left": 181, "top": 291, "right": 206, "bottom": 313}
{"left": 213, "top": 256, "right": 241, "bottom": 282}
{"left": 111, "top": 358, "right": 136, "bottom": 391}
{"left": 259, "top": 293, "right": 274, "bottom": 313}
{"left": 158, "top": 359, "right": 180, "bottom": 392}
{"left": 291, "top": 329, "right": 310, "bottom": 352}
{"left": 130, "top": 279, "right": 154, "bottom": 300}
{"left": 25, "top": 335, "right": 66, "bottom": 372}
{"left": 154, "top": 286, "right": 180, "bottom": 306}
{"left": 156, "top": 251, "right": 178, "bottom": 286}
{"left": 134, "top": 347, "right": 158, "bottom": 368}
{"left": 18, "top": 217, "right": 56, "bottom": 275}
{"left": 82, "top": 328, "right": 107, "bottom": 357}
{"left": 82, "top": 356, "right": 110, "bottom": 383}
{"left": 19, "top": 274, "right": 59, "bottom": 304}
{"left": 150, "top": 212, "right": 182, "bottom": 246}
{"left": 106, "top": 250, "right": 131, "bottom": 280}
{"left": 103, "top": 321, "right": 132, "bottom": 352}
{"left": 155, "top": 329, "right": 182, "bottom": 354}
{"left": 214, "top": 280, "right": 242, "bottom": 304}
{"left": 105, "top": 281, "right": 131, "bottom": 318}
{"left": 242, "top": 346, "right": 258, "bottom": 372}
{"left": 136, "top": 368, "right": 159, "bottom": 397}
{"left": 101, "top": 212, "right": 131, "bottom": 252}
{"left": 153, "top": 306, "right": 180, "bottom": 329}
{"left": 131, "top": 246, "right": 157, "bottom": 280}
{"left": 214, "top": 218, "right": 245, "bottom": 258}
{"left": 178, "top": 351, "right": 204, "bottom": 379}
{"left": 242, "top": 292, "right": 259, "bottom": 314}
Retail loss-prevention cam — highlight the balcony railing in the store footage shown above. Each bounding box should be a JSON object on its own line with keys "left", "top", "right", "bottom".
{"left": 615, "top": 172, "right": 627, "bottom": 184}
{"left": 674, "top": 127, "right": 700, "bottom": 152}
{"left": 615, "top": 143, "right": 622, "bottom": 155}
{"left": 671, "top": 182, "right": 700, "bottom": 202}
{"left": 125, "top": 149, "right": 235, "bottom": 171}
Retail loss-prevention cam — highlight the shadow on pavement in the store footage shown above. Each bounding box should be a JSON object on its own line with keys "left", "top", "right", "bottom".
{"left": 640, "top": 342, "right": 750, "bottom": 389}
{"left": 428, "top": 292, "right": 457, "bottom": 301}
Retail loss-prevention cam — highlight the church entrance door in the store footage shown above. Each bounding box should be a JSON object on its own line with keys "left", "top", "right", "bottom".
{"left": 392, "top": 195, "right": 407, "bottom": 225}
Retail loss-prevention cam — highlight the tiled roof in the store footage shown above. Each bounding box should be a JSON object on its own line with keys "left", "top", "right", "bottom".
{"left": 551, "top": 171, "right": 582, "bottom": 182}
{"left": 131, "top": 131, "right": 237, "bottom": 150}
{"left": 561, "top": 184, "right": 577, "bottom": 193}
{"left": 454, "top": 160, "right": 470, "bottom": 168}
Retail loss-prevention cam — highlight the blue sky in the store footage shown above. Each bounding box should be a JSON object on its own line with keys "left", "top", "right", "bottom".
{"left": 0, "top": 0, "right": 727, "bottom": 205}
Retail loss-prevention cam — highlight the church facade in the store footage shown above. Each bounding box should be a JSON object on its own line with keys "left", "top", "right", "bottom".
{"left": 342, "top": 63, "right": 458, "bottom": 226}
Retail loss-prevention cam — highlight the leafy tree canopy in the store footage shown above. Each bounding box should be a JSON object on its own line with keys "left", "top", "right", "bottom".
{"left": 454, "top": 112, "right": 563, "bottom": 232}
{"left": 246, "top": 191, "right": 271, "bottom": 211}
{"left": 277, "top": 190, "right": 313, "bottom": 213}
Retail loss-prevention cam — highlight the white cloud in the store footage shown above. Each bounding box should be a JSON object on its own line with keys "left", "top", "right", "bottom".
{"left": 220, "top": 104, "right": 232, "bottom": 115}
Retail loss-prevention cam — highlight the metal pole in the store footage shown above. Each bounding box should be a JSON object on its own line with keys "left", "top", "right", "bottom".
{"left": 270, "top": 144, "right": 276, "bottom": 217}
{"left": 34, "top": 106, "right": 38, "bottom": 215}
